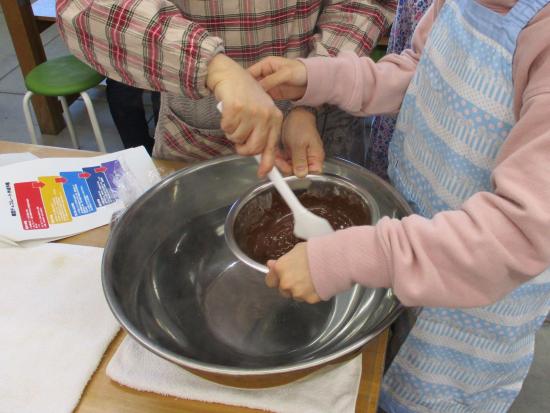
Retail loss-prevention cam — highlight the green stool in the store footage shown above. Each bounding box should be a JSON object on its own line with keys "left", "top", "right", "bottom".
{"left": 23, "top": 55, "right": 106, "bottom": 151}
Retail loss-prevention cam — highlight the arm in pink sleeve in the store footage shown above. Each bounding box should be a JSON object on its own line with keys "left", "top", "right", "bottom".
{"left": 296, "top": 3, "right": 437, "bottom": 115}
{"left": 308, "top": 91, "right": 550, "bottom": 308}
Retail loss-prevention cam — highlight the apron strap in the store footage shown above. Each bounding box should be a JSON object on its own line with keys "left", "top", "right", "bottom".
{"left": 504, "top": 0, "right": 550, "bottom": 46}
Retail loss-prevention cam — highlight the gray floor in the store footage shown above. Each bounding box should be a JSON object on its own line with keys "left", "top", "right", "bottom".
{"left": 509, "top": 321, "right": 550, "bottom": 412}
{"left": 1, "top": 8, "right": 549, "bottom": 412}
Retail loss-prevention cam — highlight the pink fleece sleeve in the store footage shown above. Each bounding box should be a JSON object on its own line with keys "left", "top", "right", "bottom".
{"left": 308, "top": 91, "right": 550, "bottom": 308}
{"left": 295, "top": 3, "right": 437, "bottom": 115}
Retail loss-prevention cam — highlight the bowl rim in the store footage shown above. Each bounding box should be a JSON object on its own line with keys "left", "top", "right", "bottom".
{"left": 224, "top": 173, "right": 381, "bottom": 273}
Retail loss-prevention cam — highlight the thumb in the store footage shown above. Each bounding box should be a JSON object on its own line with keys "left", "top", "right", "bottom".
{"left": 265, "top": 260, "right": 280, "bottom": 288}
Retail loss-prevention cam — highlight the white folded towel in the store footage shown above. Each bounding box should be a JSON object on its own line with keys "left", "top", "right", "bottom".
{"left": 107, "top": 336, "right": 362, "bottom": 413}
{"left": 0, "top": 243, "right": 119, "bottom": 413}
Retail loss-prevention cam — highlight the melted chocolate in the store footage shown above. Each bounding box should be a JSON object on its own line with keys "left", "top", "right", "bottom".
{"left": 235, "top": 184, "right": 372, "bottom": 264}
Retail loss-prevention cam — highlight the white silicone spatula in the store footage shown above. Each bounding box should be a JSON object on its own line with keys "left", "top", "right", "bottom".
{"left": 217, "top": 102, "right": 333, "bottom": 239}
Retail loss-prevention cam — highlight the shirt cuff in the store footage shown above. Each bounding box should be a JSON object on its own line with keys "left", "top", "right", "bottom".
{"left": 192, "top": 35, "right": 225, "bottom": 99}
{"left": 294, "top": 57, "right": 335, "bottom": 107}
{"left": 289, "top": 105, "right": 318, "bottom": 117}
{"left": 307, "top": 225, "right": 390, "bottom": 300}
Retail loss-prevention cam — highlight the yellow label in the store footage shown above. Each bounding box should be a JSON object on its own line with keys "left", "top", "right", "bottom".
{"left": 37, "top": 176, "right": 73, "bottom": 224}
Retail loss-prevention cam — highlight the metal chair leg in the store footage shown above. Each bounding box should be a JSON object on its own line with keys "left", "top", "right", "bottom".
{"left": 22, "top": 91, "right": 40, "bottom": 145}
{"left": 59, "top": 96, "right": 79, "bottom": 149}
{"left": 81, "top": 91, "right": 106, "bottom": 152}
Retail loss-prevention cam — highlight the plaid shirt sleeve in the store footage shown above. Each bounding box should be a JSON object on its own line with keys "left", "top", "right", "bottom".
{"left": 311, "top": 0, "right": 397, "bottom": 57}
{"left": 56, "top": 0, "right": 224, "bottom": 98}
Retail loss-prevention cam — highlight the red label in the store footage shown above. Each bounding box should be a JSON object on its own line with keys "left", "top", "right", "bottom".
{"left": 14, "top": 182, "right": 49, "bottom": 230}
{"left": 94, "top": 166, "right": 107, "bottom": 173}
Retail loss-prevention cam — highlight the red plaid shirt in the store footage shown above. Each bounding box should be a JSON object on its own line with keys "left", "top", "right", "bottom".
{"left": 57, "top": 0, "right": 395, "bottom": 99}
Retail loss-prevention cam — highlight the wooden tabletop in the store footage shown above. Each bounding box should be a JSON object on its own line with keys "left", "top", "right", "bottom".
{"left": 0, "top": 141, "right": 388, "bottom": 413}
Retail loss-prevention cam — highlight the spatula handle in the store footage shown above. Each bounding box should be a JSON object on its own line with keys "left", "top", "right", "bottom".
{"left": 254, "top": 155, "right": 305, "bottom": 216}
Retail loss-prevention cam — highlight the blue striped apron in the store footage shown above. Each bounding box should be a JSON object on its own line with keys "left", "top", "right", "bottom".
{"left": 380, "top": 1, "right": 550, "bottom": 412}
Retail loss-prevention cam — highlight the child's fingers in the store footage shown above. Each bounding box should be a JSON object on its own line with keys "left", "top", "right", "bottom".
{"left": 247, "top": 61, "right": 263, "bottom": 79}
{"left": 304, "top": 292, "right": 321, "bottom": 304}
{"left": 265, "top": 271, "right": 279, "bottom": 289}
{"left": 247, "top": 59, "right": 271, "bottom": 80}
{"left": 279, "top": 289, "right": 292, "bottom": 299}
{"left": 247, "top": 57, "right": 280, "bottom": 79}
{"left": 259, "top": 67, "right": 294, "bottom": 92}
{"left": 265, "top": 260, "right": 279, "bottom": 288}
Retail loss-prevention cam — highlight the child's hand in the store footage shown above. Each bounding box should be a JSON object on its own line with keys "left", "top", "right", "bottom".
{"left": 276, "top": 107, "right": 324, "bottom": 177}
{"left": 207, "top": 54, "right": 283, "bottom": 177}
{"left": 248, "top": 57, "right": 308, "bottom": 101}
{"left": 265, "top": 243, "right": 321, "bottom": 304}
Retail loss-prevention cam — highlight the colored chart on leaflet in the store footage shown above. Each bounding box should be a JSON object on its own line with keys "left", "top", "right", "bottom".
{"left": 0, "top": 147, "right": 160, "bottom": 243}
{"left": 11, "top": 161, "right": 122, "bottom": 230}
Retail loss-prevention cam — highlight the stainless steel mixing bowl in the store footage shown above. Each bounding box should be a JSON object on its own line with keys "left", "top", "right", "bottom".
{"left": 225, "top": 173, "right": 381, "bottom": 273}
{"left": 102, "top": 155, "right": 412, "bottom": 377}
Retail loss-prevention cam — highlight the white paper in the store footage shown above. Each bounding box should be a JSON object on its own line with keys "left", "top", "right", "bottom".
{"left": 0, "top": 152, "right": 38, "bottom": 167}
{"left": 0, "top": 146, "right": 160, "bottom": 242}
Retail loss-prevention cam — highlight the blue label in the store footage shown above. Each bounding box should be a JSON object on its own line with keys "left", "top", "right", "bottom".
{"left": 59, "top": 171, "right": 97, "bottom": 216}
{"left": 81, "top": 166, "right": 116, "bottom": 207}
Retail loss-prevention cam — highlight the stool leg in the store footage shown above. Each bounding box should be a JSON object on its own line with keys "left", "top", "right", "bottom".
{"left": 59, "top": 96, "right": 79, "bottom": 149}
{"left": 22, "top": 91, "right": 40, "bottom": 145}
{"left": 81, "top": 91, "right": 106, "bottom": 152}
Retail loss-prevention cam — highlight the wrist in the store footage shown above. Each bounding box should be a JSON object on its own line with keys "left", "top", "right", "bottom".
{"left": 206, "top": 53, "right": 241, "bottom": 93}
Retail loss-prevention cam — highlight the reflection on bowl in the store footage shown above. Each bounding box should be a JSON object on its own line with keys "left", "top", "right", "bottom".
{"left": 225, "top": 174, "right": 380, "bottom": 273}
